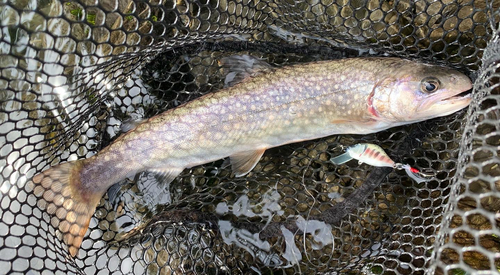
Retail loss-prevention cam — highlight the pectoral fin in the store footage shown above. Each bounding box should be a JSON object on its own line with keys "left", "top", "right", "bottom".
{"left": 151, "top": 167, "right": 184, "bottom": 184}
{"left": 230, "top": 149, "right": 266, "bottom": 177}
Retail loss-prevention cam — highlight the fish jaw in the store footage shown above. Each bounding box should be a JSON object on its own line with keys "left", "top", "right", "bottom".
{"left": 417, "top": 84, "right": 472, "bottom": 119}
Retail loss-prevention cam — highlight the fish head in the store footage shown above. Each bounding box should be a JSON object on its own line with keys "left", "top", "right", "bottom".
{"left": 369, "top": 62, "right": 472, "bottom": 124}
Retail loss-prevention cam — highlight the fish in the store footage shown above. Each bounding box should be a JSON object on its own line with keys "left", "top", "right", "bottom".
{"left": 330, "top": 143, "right": 432, "bottom": 183}
{"left": 32, "top": 56, "right": 472, "bottom": 256}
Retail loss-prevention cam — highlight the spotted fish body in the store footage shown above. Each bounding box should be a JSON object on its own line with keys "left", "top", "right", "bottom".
{"left": 32, "top": 57, "right": 472, "bottom": 256}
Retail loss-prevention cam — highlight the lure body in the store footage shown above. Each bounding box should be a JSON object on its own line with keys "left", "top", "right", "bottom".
{"left": 332, "top": 143, "right": 395, "bottom": 167}
{"left": 330, "top": 143, "right": 431, "bottom": 183}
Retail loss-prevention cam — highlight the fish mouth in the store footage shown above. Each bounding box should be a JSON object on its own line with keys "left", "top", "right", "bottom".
{"left": 437, "top": 88, "right": 472, "bottom": 105}
{"left": 444, "top": 88, "right": 472, "bottom": 101}
{"left": 425, "top": 87, "right": 472, "bottom": 117}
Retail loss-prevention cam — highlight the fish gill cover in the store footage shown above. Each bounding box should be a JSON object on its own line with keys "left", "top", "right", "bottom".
{"left": 0, "top": 0, "right": 499, "bottom": 274}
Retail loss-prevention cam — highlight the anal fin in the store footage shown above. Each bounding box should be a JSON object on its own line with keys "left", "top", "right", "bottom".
{"left": 230, "top": 149, "right": 266, "bottom": 177}
{"left": 120, "top": 118, "right": 145, "bottom": 133}
{"left": 150, "top": 167, "right": 184, "bottom": 184}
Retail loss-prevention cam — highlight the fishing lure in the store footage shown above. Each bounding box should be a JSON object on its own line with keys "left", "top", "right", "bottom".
{"left": 330, "top": 143, "right": 433, "bottom": 183}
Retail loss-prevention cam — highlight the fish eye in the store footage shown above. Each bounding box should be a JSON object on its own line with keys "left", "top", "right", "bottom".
{"left": 420, "top": 77, "right": 440, "bottom": 93}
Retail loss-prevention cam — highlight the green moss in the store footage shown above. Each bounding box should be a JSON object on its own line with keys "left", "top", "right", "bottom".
{"left": 87, "top": 12, "right": 96, "bottom": 25}
{"left": 450, "top": 268, "right": 466, "bottom": 275}
{"left": 86, "top": 89, "right": 98, "bottom": 104}
{"left": 70, "top": 7, "right": 83, "bottom": 19}
{"left": 371, "top": 265, "right": 383, "bottom": 274}
{"left": 7, "top": 27, "right": 18, "bottom": 43}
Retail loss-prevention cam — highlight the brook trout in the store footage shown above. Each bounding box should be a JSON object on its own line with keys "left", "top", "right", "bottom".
{"left": 32, "top": 57, "right": 472, "bottom": 256}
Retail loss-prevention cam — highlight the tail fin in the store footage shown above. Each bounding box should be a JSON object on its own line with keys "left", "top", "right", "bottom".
{"left": 32, "top": 161, "right": 105, "bottom": 257}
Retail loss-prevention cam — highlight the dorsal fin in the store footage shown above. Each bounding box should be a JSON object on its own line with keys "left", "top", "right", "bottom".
{"left": 219, "top": 55, "right": 273, "bottom": 88}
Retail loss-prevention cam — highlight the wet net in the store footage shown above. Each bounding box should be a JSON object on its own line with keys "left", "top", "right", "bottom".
{"left": 1, "top": 0, "right": 499, "bottom": 274}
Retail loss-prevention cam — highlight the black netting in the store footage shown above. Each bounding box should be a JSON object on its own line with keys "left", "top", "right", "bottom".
{"left": 1, "top": 0, "right": 499, "bottom": 274}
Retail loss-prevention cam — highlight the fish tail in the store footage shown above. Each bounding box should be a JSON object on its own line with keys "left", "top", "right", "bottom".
{"left": 32, "top": 161, "right": 104, "bottom": 257}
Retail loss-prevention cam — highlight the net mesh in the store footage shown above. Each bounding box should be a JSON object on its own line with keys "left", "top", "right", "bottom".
{"left": 0, "top": 0, "right": 499, "bottom": 274}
